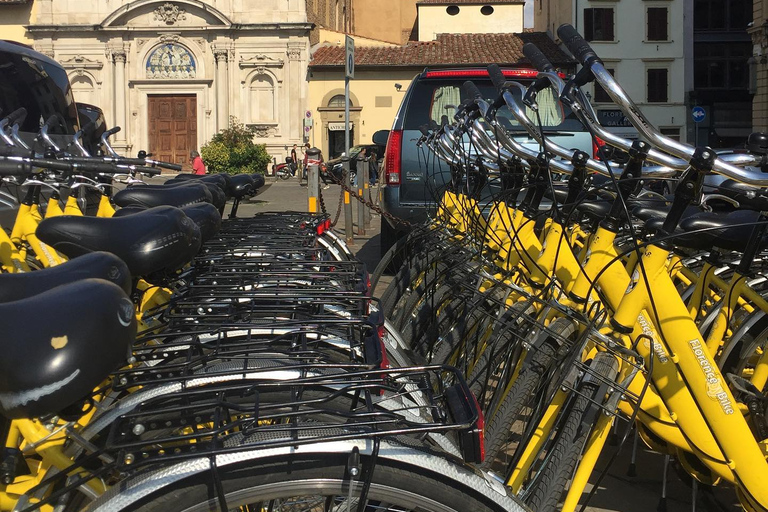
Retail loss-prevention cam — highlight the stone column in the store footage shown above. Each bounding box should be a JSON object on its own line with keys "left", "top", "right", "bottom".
{"left": 113, "top": 50, "right": 128, "bottom": 144}
{"left": 214, "top": 48, "right": 229, "bottom": 131}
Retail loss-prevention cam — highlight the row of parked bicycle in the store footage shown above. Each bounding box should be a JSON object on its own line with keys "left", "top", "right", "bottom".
{"left": 5, "top": 22, "right": 768, "bottom": 511}
{"left": 373, "top": 24, "right": 768, "bottom": 512}
{"left": 0, "top": 33, "right": 525, "bottom": 512}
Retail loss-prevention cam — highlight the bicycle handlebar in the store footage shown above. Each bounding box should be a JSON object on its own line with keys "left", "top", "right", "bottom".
{"left": 103, "top": 126, "right": 121, "bottom": 138}
{"left": 3, "top": 108, "right": 27, "bottom": 128}
{"left": 557, "top": 23, "right": 768, "bottom": 186}
{"left": 522, "top": 43, "right": 555, "bottom": 73}
{"left": 556, "top": 24, "right": 602, "bottom": 67}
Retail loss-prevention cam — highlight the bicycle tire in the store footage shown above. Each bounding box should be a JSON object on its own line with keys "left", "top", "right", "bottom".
{"left": 467, "top": 301, "right": 533, "bottom": 399}
{"left": 525, "top": 352, "right": 618, "bottom": 512}
{"left": 125, "top": 452, "right": 522, "bottom": 512}
{"left": 400, "top": 279, "right": 455, "bottom": 348}
{"left": 480, "top": 317, "right": 575, "bottom": 471}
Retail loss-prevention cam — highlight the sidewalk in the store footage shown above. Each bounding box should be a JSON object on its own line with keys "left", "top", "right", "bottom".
{"left": 237, "top": 177, "right": 384, "bottom": 278}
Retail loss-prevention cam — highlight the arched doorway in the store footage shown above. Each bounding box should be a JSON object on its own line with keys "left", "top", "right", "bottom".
{"left": 326, "top": 94, "right": 353, "bottom": 158}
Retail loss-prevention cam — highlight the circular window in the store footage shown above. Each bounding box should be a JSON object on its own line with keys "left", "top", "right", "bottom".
{"left": 481, "top": 5, "right": 494, "bottom": 15}
{"left": 446, "top": 5, "right": 460, "bottom": 15}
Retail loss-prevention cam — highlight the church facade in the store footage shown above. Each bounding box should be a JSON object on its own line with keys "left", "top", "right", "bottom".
{"left": 25, "top": 0, "right": 311, "bottom": 166}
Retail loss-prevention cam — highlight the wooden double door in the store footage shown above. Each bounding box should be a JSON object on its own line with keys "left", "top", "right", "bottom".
{"left": 148, "top": 94, "right": 197, "bottom": 167}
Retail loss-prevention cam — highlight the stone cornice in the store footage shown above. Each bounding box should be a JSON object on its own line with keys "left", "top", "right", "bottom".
{"left": 26, "top": 23, "right": 314, "bottom": 33}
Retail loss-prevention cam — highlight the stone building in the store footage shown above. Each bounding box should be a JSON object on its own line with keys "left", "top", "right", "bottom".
{"left": 307, "top": 0, "right": 539, "bottom": 159}
{"left": 13, "top": 0, "right": 311, "bottom": 167}
{"left": 751, "top": 1, "right": 768, "bottom": 132}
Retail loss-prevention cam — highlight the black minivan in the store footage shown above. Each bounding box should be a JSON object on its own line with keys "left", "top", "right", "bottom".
{"left": 378, "top": 68, "right": 594, "bottom": 256}
{"left": 0, "top": 40, "right": 79, "bottom": 146}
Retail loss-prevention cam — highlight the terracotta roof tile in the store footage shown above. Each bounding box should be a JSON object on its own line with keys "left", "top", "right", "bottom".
{"left": 310, "top": 32, "right": 574, "bottom": 69}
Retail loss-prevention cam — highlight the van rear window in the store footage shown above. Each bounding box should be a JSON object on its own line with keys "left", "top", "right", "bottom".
{"left": 404, "top": 78, "right": 584, "bottom": 132}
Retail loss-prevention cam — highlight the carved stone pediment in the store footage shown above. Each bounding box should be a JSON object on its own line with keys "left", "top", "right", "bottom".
{"left": 247, "top": 123, "right": 278, "bottom": 138}
{"left": 239, "top": 54, "right": 284, "bottom": 69}
{"left": 154, "top": 3, "right": 186, "bottom": 25}
{"left": 59, "top": 55, "right": 104, "bottom": 70}
{"left": 103, "top": 2, "right": 230, "bottom": 29}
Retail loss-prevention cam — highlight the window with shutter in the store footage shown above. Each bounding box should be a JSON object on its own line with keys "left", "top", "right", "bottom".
{"left": 647, "top": 68, "right": 669, "bottom": 103}
{"left": 647, "top": 7, "right": 668, "bottom": 41}
{"left": 584, "top": 8, "right": 614, "bottom": 42}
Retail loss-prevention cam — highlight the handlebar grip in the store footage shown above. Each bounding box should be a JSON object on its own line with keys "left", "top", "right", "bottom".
{"left": 557, "top": 24, "right": 602, "bottom": 67}
{"left": 5, "top": 107, "right": 27, "bottom": 126}
{"left": 103, "top": 126, "right": 121, "bottom": 138}
{"left": 0, "top": 159, "right": 32, "bottom": 176}
{"left": 418, "top": 125, "right": 430, "bottom": 136}
{"left": 135, "top": 166, "right": 161, "bottom": 176}
{"left": 42, "top": 115, "right": 61, "bottom": 131}
{"left": 157, "top": 161, "right": 182, "bottom": 171}
{"left": 487, "top": 64, "right": 507, "bottom": 91}
{"left": 522, "top": 43, "right": 555, "bottom": 72}
{"left": 0, "top": 146, "right": 34, "bottom": 158}
{"left": 461, "top": 80, "right": 483, "bottom": 100}
{"left": 429, "top": 120, "right": 441, "bottom": 131}
{"left": 440, "top": 115, "right": 450, "bottom": 127}
{"left": 71, "top": 161, "right": 119, "bottom": 173}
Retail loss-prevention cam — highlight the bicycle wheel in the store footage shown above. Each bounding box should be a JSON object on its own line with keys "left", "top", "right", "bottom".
{"left": 481, "top": 317, "right": 576, "bottom": 471}
{"left": 524, "top": 352, "right": 619, "bottom": 512}
{"left": 124, "top": 453, "right": 523, "bottom": 512}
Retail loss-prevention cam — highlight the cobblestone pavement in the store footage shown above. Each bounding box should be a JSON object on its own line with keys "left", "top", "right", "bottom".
{"left": 207, "top": 176, "right": 742, "bottom": 512}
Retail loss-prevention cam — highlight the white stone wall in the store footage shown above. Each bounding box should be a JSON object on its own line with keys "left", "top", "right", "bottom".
{"left": 418, "top": 3, "right": 525, "bottom": 41}
{"left": 28, "top": 0, "right": 311, "bottom": 164}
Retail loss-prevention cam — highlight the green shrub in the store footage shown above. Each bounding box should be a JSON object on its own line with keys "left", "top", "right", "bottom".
{"left": 201, "top": 117, "right": 271, "bottom": 175}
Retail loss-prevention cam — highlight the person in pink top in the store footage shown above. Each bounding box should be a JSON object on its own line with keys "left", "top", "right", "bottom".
{"left": 190, "top": 150, "right": 206, "bottom": 175}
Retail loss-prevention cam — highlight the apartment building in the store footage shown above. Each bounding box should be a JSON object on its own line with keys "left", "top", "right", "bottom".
{"left": 534, "top": 0, "right": 690, "bottom": 142}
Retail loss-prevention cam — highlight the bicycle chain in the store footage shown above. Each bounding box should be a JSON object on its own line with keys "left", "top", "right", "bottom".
{"left": 323, "top": 170, "right": 413, "bottom": 228}
{"left": 317, "top": 185, "right": 344, "bottom": 227}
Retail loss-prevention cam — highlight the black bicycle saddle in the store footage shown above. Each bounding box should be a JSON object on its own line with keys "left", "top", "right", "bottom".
{"left": 0, "top": 278, "right": 135, "bottom": 419}
{"left": 576, "top": 200, "right": 611, "bottom": 221}
{"left": 717, "top": 180, "right": 768, "bottom": 211}
{"left": 36, "top": 206, "right": 201, "bottom": 277}
{"left": 0, "top": 252, "right": 131, "bottom": 303}
{"left": 113, "top": 182, "right": 211, "bottom": 209}
{"left": 644, "top": 217, "right": 713, "bottom": 251}
{"left": 165, "top": 179, "right": 226, "bottom": 211}
{"left": 172, "top": 173, "right": 231, "bottom": 194}
{"left": 632, "top": 204, "right": 700, "bottom": 223}
{"left": 228, "top": 174, "right": 254, "bottom": 198}
{"left": 179, "top": 203, "right": 222, "bottom": 244}
{"left": 680, "top": 210, "right": 766, "bottom": 253}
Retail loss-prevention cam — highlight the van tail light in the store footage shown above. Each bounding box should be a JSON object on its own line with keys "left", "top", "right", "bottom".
{"left": 384, "top": 130, "right": 403, "bottom": 186}
{"left": 593, "top": 136, "right": 606, "bottom": 160}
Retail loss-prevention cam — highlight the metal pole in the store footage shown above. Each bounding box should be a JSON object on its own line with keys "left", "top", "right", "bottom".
{"left": 308, "top": 163, "right": 319, "bottom": 213}
{"left": 356, "top": 156, "right": 366, "bottom": 235}
{"left": 345, "top": 77, "right": 350, "bottom": 156}
{"left": 342, "top": 156, "right": 353, "bottom": 244}
{"left": 363, "top": 156, "right": 371, "bottom": 227}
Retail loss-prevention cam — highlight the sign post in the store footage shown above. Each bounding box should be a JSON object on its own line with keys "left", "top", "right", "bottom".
{"left": 692, "top": 106, "right": 706, "bottom": 147}
{"left": 344, "top": 35, "right": 355, "bottom": 243}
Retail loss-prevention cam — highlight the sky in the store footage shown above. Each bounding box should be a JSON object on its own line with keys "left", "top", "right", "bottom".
{"left": 525, "top": 0, "right": 534, "bottom": 28}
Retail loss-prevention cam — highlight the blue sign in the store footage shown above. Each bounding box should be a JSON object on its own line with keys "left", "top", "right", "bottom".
{"left": 692, "top": 106, "right": 706, "bottom": 123}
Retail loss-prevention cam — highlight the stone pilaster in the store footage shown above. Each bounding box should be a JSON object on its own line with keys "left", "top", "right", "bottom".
{"left": 112, "top": 49, "right": 128, "bottom": 144}
{"left": 214, "top": 48, "right": 229, "bottom": 131}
